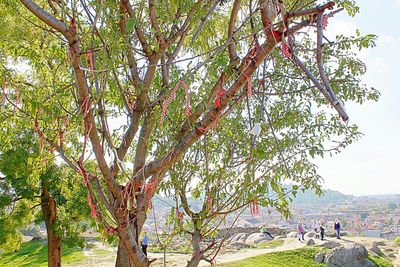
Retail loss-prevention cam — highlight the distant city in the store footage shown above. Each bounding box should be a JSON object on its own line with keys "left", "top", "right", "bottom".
{"left": 147, "top": 189, "right": 400, "bottom": 240}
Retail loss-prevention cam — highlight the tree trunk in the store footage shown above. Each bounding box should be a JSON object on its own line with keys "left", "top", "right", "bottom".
{"left": 115, "top": 242, "right": 132, "bottom": 267}
{"left": 41, "top": 181, "right": 62, "bottom": 267}
{"left": 187, "top": 221, "right": 202, "bottom": 267}
{"left": 114, "top": 211, "right": 149, "bottom": 267}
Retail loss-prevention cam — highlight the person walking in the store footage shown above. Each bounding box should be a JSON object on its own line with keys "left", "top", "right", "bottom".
{"left": 141, "top": 231, "right": 149, "bottom": 256}
{"left": 297, "top": 223, "right": 305, "bottom": 241}
{"left": 320, "top": 221, "right": 325, "bottom": 241}
{"left": 334, "top": 219, "right": 341, "bottom": 239}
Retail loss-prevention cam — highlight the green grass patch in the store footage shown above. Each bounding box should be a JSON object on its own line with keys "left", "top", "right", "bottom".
{"left": 0, "top": 240, "right": 85, "bottom": 267}
{"left": 368, "top": 256, "right": 394, "bottom": 267}
{"left": 256, "top": 240, "right": 284, "bottom": 249}
{"left": 221, "top": 247, "right": 327, "bottom": 267}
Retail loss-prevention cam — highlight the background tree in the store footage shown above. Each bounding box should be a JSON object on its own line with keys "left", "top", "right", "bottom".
{"left": 0, "top": 133, "right": 88, "bottom": 266}
{"left": 0, "top": 0, "right": 379, "bottom": 266}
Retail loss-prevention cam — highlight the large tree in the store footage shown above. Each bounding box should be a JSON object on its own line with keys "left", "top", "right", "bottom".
{"left": 1, "top": 0, "right": 378, "bottom": 266}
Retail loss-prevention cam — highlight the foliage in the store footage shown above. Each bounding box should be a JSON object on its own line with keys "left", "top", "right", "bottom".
{"left": 394, "top": 237, "right": 400, "bottom": 247}
{"left": 368, "top": 255, "right": 394, "bottom": 267}
{"left": 222, "top": 247, "right": 327, "bottom": 267}
{"left": 0, "top": 133, "right": 88, "bottom": 252}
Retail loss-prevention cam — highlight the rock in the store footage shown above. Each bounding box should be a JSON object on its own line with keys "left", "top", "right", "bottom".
{"left": 323, "top": 243, "right": 375, "bottom": 267}
{"left": 286, "top": 231, "right": 298, "bottom": 238}
{"left": 229, "top": 241, "right": 253, "bottom": 249}
{"left": 319, "top": 240, "right": 341, "bottom": 249}
{"left": 306, "top": 239, "right": 315, "bottom": 246}
{"left": 383, "top": 247, "right": 393, "bottom": 252}
{"left": 315, "top": 252, "right": 325, "bottom": 263}
{"left": 245, "top": 233, "right": 273, "bottom": 245}
{"left": 305, "top": 231, "right": 317, "bottom": 238}
{"left": 31, "top": 236, "right": 44, "bottom": 241}
{"left": 386, "top": 253, "right": 396, "bottom": 258}
{"left": 230, "top": 233, "right": 248, "bottom": 243}
{"left": 368, "top": 244, "right": 384, "bottom": 257}
{"left": 274, "top": 235, "right": 284, "bottom": 240}
{"left": 372, "top": 241, "right": 386, "bottom": 246}
{"left": 368, "top": 251, "right": 378, "bottom": 257}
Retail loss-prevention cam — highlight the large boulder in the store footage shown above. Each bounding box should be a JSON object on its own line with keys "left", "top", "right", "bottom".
{"left": 286, "top": 231, "right": 298, "bottom": 238}
{"left": 245, "top": 233, "right": 273, "bottom": 245}
{"left": 323, "top": 243, "right": 375, "bottom": 267}
{"left": 315, "top": 252, "right": 325, "bottom": 263}
{"left": 305, "top": 231, "right": 317, "bottom": 238}
{"left": 368, "top": 244, "right": 384, "bottom": 257}
{"left": 229, "top": 241, "right": 253, "bottom": 249}
{"left": 230, "top": 233, "right": 248, "bottom": 243}
{"left": 306, "top": 239, "right": 315, "bottom": 246}
{"left": 274, "top": 235, "right": 284, "bottom": 240}
{"left": 319, "top": 240, "right": 341, "bottom": 249}
{"left": 372, "top": 241, "right": 386, "bottom": 247}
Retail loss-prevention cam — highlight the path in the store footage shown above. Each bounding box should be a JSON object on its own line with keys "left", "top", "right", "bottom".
{"left": 63, "top": 236, "right": 399, "bottom": 266}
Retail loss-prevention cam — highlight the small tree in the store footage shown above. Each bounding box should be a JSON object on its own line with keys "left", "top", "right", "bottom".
{"left": 0, "top": 134, "right": 88, "bottom": 266}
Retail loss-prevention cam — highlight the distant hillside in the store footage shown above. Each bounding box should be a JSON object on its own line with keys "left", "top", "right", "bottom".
{"left": 292, "top": 188, "right": 354, "bottom": 205}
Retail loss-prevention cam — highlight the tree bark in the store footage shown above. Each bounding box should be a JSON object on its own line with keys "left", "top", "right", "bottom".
{"left": 41, "top": 181, "right": 62, "bottom": 267}
{"left": 187, "top": 221, "right": 202, "bottom": 267}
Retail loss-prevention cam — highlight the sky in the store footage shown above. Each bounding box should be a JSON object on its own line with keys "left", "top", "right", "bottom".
{"left": 315, "top": 0, "right": 400, "bottom": 196}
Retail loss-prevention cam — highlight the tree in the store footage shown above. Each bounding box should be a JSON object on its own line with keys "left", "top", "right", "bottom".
{"left": 1, "top": 0, "right": 378, "bottom": 266}
{"left": 0, "top": 133, "right": 88, "bottom": 266}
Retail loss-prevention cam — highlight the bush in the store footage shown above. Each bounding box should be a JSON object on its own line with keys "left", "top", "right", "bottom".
{"left": 394, "top": 237, "right": 400, "bottom": 247}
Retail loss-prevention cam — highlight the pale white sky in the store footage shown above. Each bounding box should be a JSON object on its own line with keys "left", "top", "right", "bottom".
{"left": 316, "top": 0, "right": 400, "bottom": 196}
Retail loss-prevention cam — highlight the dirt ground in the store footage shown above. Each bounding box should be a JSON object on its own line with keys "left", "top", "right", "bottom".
{"left": 63, "top": 236, "right": 399, "bottom": 267}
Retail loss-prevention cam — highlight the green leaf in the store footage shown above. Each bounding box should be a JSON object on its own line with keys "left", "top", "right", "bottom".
{"left": 126, "top": 17, "right": 136, "bottom": 33}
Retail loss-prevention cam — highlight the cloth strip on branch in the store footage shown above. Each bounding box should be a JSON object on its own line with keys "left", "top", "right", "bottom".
{"left": 160, "top": 80, "right": 192, "bottom": 125}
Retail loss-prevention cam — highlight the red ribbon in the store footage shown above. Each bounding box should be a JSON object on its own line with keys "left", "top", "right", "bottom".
{"left": 322, "top": 15, "right": 329, "bottom": 30}
{"left": 160, "top": 80, "right": 192, "bottom": 125}
{"left": 250, "top": 199, "right": 260, "bottom": 218}
{"left": 86, "top": 50, "right": 95, "bottom": 79}
{"left": 87, "top": 194, "right": 98, "bottom": 219}
{"left": 281, "top": 42, "right": 292, "bottom": 59}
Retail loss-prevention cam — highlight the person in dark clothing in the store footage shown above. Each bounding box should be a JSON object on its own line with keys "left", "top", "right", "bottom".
{"left": 260, "top": 225, "right": 274, "bottom": 239}
{"left": 334, "top": 219, "right": 341, "bottom": 239}
{"left": 141, "top": 231, "right": 149, "bottom": 256}
{"left": 319, "top": 221, "right": 325, "bottom": 241}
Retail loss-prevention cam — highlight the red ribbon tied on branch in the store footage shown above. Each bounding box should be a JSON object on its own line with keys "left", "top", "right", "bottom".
{"left": 322, "top": 14, "right": 329, "bottom": 30}
{"left": 2, "top": 80, "right": 6, "bottom": 103}
{"left": 176, "top": 208, "right": 183, "bottom": 223}
{"left": 86, "top": 50, "right": 95, "bottom": 79}
{"left": 250, "top": 199, "right": 260, "bottom": 218}
{"left": 87, "top": 194, "right": 98, "bottom": 219}
{"left": 160, "top": 80, "right": 192, "bottom": 125}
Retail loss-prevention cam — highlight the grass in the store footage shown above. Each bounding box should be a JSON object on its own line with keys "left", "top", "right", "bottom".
{"left": 369, "top": 255, "right": 394, "bottom": 267}
{"left": 221, "top": 247, "right": 327, "bottom": 267}
{"left": 0, "top": 240, "right": 85, "bottom": 267}
{"left": 256, "top": 240, "right": 284, "bottom": 249}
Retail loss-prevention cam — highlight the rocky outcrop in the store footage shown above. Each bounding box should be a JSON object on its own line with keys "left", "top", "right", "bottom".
{"left": 320, "top": 243, "right": 375, "bottom": 267}
{"left": 229, "top": 233, "right": 248, "bottom": 243}
{"left": 367, "top": 244, "right": 384, "bottom": 257}
{"left": 245, "top": 233, "right": 273, "bottom": 245}
{"left": 306, "top": 239, "right": 315, "bottom": 246}
{"left": 218, "top": 226, "right": 287, "bottom": 239}
{"left": 318, "top": 240, "right": 341, "bottom": 249}
{"left": 286, "top": 231, "right": 298, "bottom": 238}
